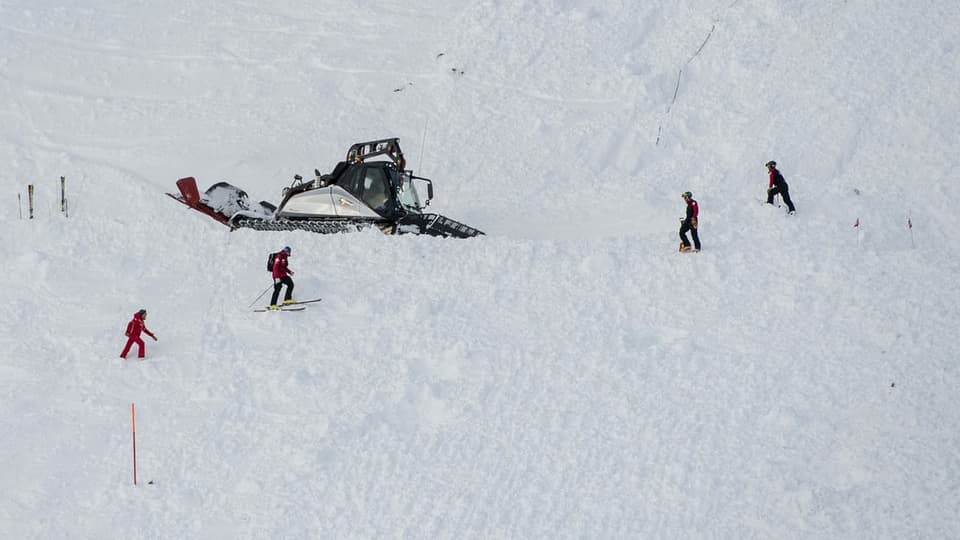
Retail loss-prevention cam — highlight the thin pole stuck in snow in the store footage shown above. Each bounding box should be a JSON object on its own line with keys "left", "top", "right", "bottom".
{"left": 908, "top": 217, "right": 914, "bottom": 248}
{"left": 131, "top": 403, "right": 137, "bottom": 486}
{"left": 28, "top": 184, "right": 34, "bottom": 219}
{"left": 60, "top": 176, "right": 67, "bottom": 217}
{"left": 418, "top": 120, "right": 429, "bottom": 174}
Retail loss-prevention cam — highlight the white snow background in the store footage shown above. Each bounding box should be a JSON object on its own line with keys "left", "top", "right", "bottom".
{"left": 2, "top": 1, "right": 959, "bottom": 538}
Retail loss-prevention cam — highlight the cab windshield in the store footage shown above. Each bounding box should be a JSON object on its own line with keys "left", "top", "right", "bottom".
{"left": 396, "top": 171, "right": 423, "bottom": 211}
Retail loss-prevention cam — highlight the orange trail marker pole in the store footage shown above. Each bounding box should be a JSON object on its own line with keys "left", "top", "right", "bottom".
{"left": 131, "top": 403, "right": 137, "bottom": 486}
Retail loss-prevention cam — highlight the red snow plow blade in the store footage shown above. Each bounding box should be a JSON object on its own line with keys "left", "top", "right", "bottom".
{"left": 166, "top": 177, "right": 234, "bottom": 225}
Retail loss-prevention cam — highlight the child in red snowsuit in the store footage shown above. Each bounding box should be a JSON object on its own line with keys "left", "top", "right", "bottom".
{"left": 120, "top": 309, "right": 157, "bottom": 359}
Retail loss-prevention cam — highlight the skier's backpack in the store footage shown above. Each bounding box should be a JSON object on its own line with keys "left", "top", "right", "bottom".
{"left": 267, "top": 252, "right": 276, "bottom": 272}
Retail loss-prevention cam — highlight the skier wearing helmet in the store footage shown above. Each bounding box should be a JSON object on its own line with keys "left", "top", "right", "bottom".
{"left": 765, "top": 161, "right": 796, "bottom": 214}
{"left": 268, "top": 246, "right": 296, "bottom": 310}
{"left": 120, "top": 309, "right": 158, "bottom": 359}
{"left": 679, "top": 192, "right": 701, "bottom": 252}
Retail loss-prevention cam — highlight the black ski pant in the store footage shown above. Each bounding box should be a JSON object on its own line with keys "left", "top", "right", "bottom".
{"left": 679, "top": 219, "right": 700, "bottom": 250}
{"left": 270, "top": 276, "right": 295, "bottom": 306}
{"left": 767, "top": 185, "right": 796, "bottom": 212}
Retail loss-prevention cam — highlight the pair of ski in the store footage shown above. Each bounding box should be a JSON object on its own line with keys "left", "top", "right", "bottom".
{"left": 756, "top": 198, "right": 795, "bottom": 215}
{"left": 253, "top": 297, "right": 322, "bottom": 312}
{"left": 756, "top": 196, "right": 798, "bottom": 213}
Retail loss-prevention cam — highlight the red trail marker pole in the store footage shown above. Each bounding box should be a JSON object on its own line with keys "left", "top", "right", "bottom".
{"left": 131, "top": 403, "right": 137, "bottom": 486}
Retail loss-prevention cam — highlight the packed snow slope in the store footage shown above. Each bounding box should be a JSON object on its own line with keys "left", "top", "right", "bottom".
{"left": 2, "top": 1, "right": 959, "bottom": 538}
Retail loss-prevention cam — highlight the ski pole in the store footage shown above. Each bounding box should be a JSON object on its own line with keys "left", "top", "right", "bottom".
{"left": 247, "top": 283, "right": 273, "bottom": 308}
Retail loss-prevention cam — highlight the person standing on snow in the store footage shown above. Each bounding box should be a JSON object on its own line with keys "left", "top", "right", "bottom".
{"left": 120, "top": 309, "right": 157, "bottom": 359}
{"left": 679, "top": 191, "right": 701, "bottom": 252}
{"left": 766, "top": 160, "right": 796, "bottom": 214}
{"left": 268, "top": 246, "right": 295, "bottom": 310}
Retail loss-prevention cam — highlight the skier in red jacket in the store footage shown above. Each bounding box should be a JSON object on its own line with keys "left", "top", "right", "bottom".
{"left": 120, "top": 309, "right": 157, "bottom": 359}
{"left": 679, "top": 191, "right": 701, "bottom": 252}
{"left": 766, "top": 160, "right": 796, "bottom": 214}
{"left": 268, "top": 246, "right": 295, "bottom": 310}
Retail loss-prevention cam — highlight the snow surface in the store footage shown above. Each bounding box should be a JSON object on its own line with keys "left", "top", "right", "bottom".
{"left": 2, "top": 1, "right": 960, "bottom": 538}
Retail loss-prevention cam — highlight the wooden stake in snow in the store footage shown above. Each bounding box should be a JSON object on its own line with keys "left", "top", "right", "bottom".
{"left": 131, "top": 403, "right": 138, "bottom": 486}
{"left": 28, "top": 184, "right": 34, "bottom": 219}
{"left": 60, "top": 176, "right": 67, "bottom": 217}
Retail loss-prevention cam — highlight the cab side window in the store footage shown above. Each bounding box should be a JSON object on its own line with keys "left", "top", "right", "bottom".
{"left": 340, "top": 166, "right": 363, "bottom": 196}
{"left": 361, "top": 168, "right": 390, "bottom": 211}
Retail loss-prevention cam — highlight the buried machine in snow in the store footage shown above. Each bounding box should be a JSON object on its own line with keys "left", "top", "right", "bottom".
{"left": 168, "top": 138, "right": 483, "bottom": 238}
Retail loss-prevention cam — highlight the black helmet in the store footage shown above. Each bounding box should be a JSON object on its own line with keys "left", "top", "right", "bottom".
{"left": 283, "top": 246, "right": 291, "bottom": 254}
{"left": 765, "top": 160, "right": 776, "bottom": 168}
{"left": 682, "top": 191, "right": 692, "bottom": 199}
{"left": 138, "top": 309, "right": 147, "bottom": 317}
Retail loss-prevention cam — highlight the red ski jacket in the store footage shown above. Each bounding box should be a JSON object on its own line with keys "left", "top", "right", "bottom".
{"left": 686, "top": 198, "right": 699, "bottom": 220}
{"left": 768, "top": 167, "right": 787, "bottom": 189}
{"left": 272, "top": 251, "right": 291, "bottom": 279}
{"left": 125, "top": 312, "right": 155, "bottom": 339}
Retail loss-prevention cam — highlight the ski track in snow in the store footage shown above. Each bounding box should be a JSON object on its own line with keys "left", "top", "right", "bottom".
{"left": 2, "top": 1, "right": 960, "bottom": 538}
